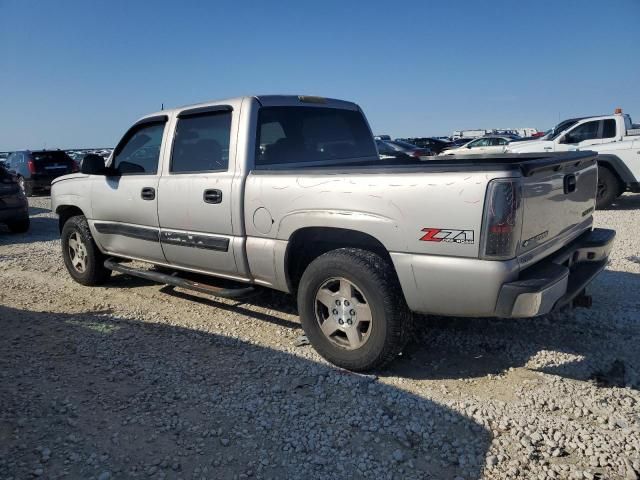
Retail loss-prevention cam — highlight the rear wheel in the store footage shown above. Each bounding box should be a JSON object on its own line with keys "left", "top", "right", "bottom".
{"left": 61, "top": 215, "right": 111, "bottom": 285}
{"left": 596, "top": 166, "right": 621, "bottom": 209}
{"left": 7, "top": 217, "right": 30, "bottom": 233}
{"left": 297, "top": 248, "right": 412, "bottom": 371}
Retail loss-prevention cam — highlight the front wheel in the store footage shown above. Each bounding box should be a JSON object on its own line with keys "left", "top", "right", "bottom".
{"left": 61, "top": 215, "right": 111, "bottom": 286}
{"left": 297, "top": 248, "right": 412, "bottom": 371}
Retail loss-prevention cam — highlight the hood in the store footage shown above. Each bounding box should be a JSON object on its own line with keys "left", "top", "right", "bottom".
{"left": 508, "top": 139, "right": 553, "bottom": 153}
{"left": 51, "top": 173, "right": 89, "bottom": 185}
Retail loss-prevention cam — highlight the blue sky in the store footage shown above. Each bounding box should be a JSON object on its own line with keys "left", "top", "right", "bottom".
{"left": 1, "top": 0, "right": 639, "bottom": 150}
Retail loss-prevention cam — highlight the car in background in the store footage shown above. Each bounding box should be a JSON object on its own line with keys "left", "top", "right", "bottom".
{"left": 5, "top": 150, "right": 79, "bottom": 196}
{"left": 375, "top": 139, "right": 432, "bottom": 159}
{"left": 399, "top": 137, "right": 451, "bottom": 155}
{"left": 0, "top": 152, "right": 8, "bottom": 168}
{"left": 0, "top": 164, "right": 29, "bottom": 233}
{"left": 440, "top": 135, "right": 512, "bottom": 156}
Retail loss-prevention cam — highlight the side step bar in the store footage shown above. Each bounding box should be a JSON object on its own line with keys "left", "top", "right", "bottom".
{"left": 104, "top": 258, "right": 256, "bottom": 300}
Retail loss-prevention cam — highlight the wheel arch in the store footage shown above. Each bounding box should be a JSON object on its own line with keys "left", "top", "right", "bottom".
{"left": 284, "top": 226, "right": 397, "bottom": 293}
{"left": 56, "top": 205, "right": 86, "bottom": 233}
{"left": 597, "top": 154, "right": 635, "bottom": 191}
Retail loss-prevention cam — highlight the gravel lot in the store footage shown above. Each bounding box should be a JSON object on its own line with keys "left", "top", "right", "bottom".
{"left": 1, "top": 195, "right": 639, "bottom": 480}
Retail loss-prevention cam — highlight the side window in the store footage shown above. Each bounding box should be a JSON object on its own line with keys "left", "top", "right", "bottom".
{"left": 566, "top": 121, "right": 599, "bottom": 143}
{"left": 375, "top": 140, "right": 395, "bottom": 155}
{"left": 494, "top": 138, "right": 508, "bottom": 146}
{"left": 171, "top": 111, "right": 232, "bottom": 173}
{"left": 471, "top": 138, "right": 489, "bottom": 147}
{"left": 113, "top": 122, "right": 165, "bottom": 175}
{"left": 601, "top": 119, "right": 616, "bottom": 139}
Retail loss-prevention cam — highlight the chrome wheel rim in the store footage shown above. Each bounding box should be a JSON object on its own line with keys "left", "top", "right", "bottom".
{"left": 314, "top": 277, "right": 372, "bottom": 350}
{"left": 68, "top": 231, "right": 88, "bottom": 273}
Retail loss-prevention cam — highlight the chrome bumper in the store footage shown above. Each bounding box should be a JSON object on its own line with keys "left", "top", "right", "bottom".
{"left": 495, "top": 228, "right": 615, "bottom": 318}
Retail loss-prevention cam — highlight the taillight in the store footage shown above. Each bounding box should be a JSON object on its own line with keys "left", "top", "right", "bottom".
{"left": 480, "top": 179, "right": 522, "bottom": 259}
{"left": 71, "top": 160, "right": 79, "bottom": 173}
{"left": 27, "top": 159, "right": 36, "bottom": 174}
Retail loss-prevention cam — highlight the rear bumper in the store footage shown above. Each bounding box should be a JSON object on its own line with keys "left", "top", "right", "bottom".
{"left": 391, "top": 228, "right": 615, "bottom": 318}
{"left": 495, "top": 228, "right": 615, "bottom": 317}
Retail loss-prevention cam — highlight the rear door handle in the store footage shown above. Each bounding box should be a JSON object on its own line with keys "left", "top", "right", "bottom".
{"left": 141, "top": 187, "right": 155, "bottom": 200}
{"left": 203, "top": 189, "right": 222, "bottom": 204}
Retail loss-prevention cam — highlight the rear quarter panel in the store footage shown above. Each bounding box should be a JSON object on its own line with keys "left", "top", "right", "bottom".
{"left": 244, "top": 169, "right": 513, "bottom": 257}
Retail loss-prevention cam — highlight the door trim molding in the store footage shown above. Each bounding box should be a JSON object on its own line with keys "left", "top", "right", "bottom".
{"left": 160, "top": 229, "right": 230, "bottom": 252}
{"left": 93, "top": 221, "right": 160, "bottom": 242}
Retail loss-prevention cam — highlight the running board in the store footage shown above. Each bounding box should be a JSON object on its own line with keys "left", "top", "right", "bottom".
{"left": 104, "top": 258, "right": 256, "bottom": 300}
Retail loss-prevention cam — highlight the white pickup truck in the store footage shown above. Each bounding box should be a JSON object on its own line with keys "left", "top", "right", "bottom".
{"left": 51, "top": 95, "right": 615, "bottom": 371}
{"left": 508, "top": 110, "right": 640, "bottom": 208}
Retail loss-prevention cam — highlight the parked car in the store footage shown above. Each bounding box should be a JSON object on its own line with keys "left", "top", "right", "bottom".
{"left": 508, "top": 110, "right": 640, "bottom": 208}
{"left": 52, "top": 94, "right": 614, "bottom": 371}
{"left": 440, "top": 135, "right": 512, "bottom": 155}
{"left": 0, "top": 152, "right": 8, "bottom": 167}
{"left": 444, "top": 137, "right": 475, "bottom": 149}
{"left": 376, "top": 139, "right": 432, "bottom": 159}
{"left": 5, "top": 150, "right": 79, "bottom": 196}
{"left": 0, "top": 165, "right": 29, "bottom": 233}
{"left": 400, "top": 137, "right": 451, "bottom": 154}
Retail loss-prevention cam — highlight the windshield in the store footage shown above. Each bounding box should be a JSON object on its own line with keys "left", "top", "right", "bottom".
{"left": 548, "top": 119, "right": 579, "bottom": 140}
{"left": 388, "top": 140, "right": 418, "bottom": 151}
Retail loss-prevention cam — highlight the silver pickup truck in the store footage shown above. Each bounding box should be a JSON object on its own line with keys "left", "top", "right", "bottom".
{"left": 51, "top": 95, "right": 615, "bottom": 371}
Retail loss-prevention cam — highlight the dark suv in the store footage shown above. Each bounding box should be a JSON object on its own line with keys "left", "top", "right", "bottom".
{"left": 0, "top": 165, "right": 29, "bottom": 232}
{"left": 5, "top": 150, "right": 78, "bottom": 196}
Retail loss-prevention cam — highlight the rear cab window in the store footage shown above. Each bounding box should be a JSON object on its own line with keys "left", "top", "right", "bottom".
{"left": 255, "top": 107, "right": 377, "bottom": 168}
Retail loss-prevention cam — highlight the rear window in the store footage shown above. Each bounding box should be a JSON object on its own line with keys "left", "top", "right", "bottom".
{"left": 255, "top": 107, "right": 377, "bottom": 167}
{"left": 32, "top": 151, "right": 71, "bottom": 162}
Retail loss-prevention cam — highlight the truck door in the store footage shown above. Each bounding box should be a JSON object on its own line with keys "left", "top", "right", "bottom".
{"left": 558, "top": 119, "right": 603, "bottom": 151}
{"left": 90, "top": 117, "right": 168, "bottom": 263}
{"left": 157, "top": 106, "right": 240, "bottom": 277}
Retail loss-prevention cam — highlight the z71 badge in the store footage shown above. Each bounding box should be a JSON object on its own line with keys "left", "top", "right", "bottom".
{"left": 420, "top": 228, "right": 475, "bottom": 244}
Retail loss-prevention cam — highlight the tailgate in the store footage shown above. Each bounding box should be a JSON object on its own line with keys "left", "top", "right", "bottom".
{"left": 32, "top": 152, "right": 74, "bottom": 176}
{"left": 518, "top": 156, "right": 597, "bottom": 259}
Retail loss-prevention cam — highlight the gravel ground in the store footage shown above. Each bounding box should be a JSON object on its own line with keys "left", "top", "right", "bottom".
{"left": 1, "top": 195, "right": 639, "bottom": 480}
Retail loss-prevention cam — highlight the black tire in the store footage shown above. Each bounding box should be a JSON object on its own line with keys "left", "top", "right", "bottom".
{"left": 596, "top": 166, "right": 621, "bottom": 210}
{"left": 7, "top": 217, "right": 30, "bottom": 233}
{"left": 297, "top": 248, "right": 412, "bottom": 371}
{"left": 61, "top": 215, "right": 111, "bottom": 286}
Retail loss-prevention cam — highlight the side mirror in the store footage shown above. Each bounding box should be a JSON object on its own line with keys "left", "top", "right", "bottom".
{"left": 81, "top": 154, "right": 107, "bottom": 175}
{"left": 560, "top": 135, "right": 572, "bottom": 144}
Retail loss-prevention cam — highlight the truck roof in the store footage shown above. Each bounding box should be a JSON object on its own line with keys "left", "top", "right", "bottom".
{"left": 139, "top": 95, "right": 359, "bottom": 121}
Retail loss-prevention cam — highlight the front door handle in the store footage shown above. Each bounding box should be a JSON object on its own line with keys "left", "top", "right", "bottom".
{"left": 203, "top": 189, "right": 222, "bottom": 204}
{"left": 141, "top": 187, "right": 155, "bottom": 200}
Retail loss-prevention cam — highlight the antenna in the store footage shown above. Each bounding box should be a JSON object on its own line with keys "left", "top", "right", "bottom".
{"left": 161, "top": 103, "right": 164, "bottom": 111}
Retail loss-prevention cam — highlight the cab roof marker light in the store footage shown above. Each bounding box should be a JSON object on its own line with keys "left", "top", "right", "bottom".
{"left": 298, "top": 96, "right": 327, "bottom": 104}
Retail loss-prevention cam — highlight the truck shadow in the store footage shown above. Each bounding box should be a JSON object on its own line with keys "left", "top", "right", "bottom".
{"left": 0, "top": 305, "right": 490, "bottom": 480}
{"left": 385, "top": 269, "right": 640, "bottom": 390}
{"left": 105, "top": 266, "right": 640, "bottom": 391}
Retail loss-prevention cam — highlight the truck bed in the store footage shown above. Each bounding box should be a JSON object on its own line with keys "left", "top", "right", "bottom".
{"left": 252, "top": 151, "right": 598, "bottom": 177}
